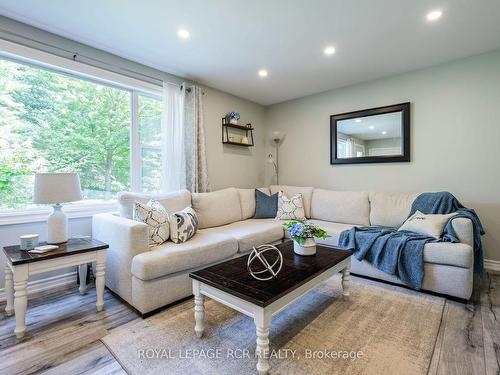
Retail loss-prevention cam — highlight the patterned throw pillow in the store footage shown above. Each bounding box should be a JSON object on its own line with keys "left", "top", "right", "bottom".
{"left": 169, "top": 207, "right": 199, "bottom": 243}
{"left": 133, "top": 199, "right": 170, "bottom": 246}
{"left": 276, "top": 192, "right": 306, "bottom": 220}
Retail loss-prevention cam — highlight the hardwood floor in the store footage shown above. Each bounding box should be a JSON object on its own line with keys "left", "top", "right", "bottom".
{"left": 0, "top": 273, "right": 499, "bottom": 375}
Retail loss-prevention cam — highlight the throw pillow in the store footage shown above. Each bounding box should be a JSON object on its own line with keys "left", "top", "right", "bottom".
{"left": 133, "top": 199, "right": 170, "bottom": 246}
{"left": 253, "top": 189, "right": 278, "bottom": 219}
{"left": 398, "top": 210, "right": 457, "bottom": 238}
{"left": 275, "top": 191, "right": 306, "bottom": 220}
{"left": 169, "top": 207, "right": 199, "bottom": 244}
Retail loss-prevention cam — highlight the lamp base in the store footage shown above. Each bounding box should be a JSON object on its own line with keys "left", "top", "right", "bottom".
{"left": 47, "top": 204, "right": 68, "bottom": 244}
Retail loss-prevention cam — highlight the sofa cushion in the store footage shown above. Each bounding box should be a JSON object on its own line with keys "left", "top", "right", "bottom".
{"left": 369, "top": 192, "right": 418, "bottom": 227}
{"left": 192, "top": 188, "right": 242, "bottom": 229}
{"left": 117, "top": 190, "right": 191, "bottom": 219}
{"left": 238, "top": 187, "right": 271, "bottom": 219}
{"left": 423, "top": 242, "right": 473, "bottom": 268}
{"left": 270, "top": 185, "right": 314, "bottom": 218}
{"left": 203, "top": 219, "right": 285, "bottom": 253}
{"left": 308, "top": 219, "right": 355, "bottom": 247}
{"left": 131, "top": 231, "right": 238, "bottom": 280}
{"left": 310, "top": 189, "right": 370, "bottom": 226}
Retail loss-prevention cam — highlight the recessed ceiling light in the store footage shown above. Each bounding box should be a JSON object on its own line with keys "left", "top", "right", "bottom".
{"left": 355, "top": 118, "right": 362, "bottom": 123}
{"left": 426, "top": 10, "right": 443, "bottom": 22}
{"left": 369, "top": 126, "right": 375, "bottom": 130}
{"left": 258, "top": 69, "right": 268, "bottom": 78}
{"left": 382, "top": 131, "right": 387, "bottom": 135}
{"left": 323, "top": 46, "right": 336, "bottom": 56}
{"left": 177, "top": 28, "right": 190, "bottom": 39}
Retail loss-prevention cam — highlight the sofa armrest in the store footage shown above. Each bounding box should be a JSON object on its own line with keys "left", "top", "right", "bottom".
{"left": 92, "top": 213, "right": 149, "bottom": 304}
{"left": 451, "top": 217, "right": 474, "bottom": 248}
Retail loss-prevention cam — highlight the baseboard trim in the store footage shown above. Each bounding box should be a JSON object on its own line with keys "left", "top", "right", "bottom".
{"left": 484, "top": 259, "right": 500, "bottom": 272}
{"left": 0, "top": 271, "right": 77, "bottom": 302}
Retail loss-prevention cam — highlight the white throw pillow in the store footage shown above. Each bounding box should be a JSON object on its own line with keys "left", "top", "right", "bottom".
{"left": 133, "top": 199, "right": 170, "bottom": 246}
{"left": 169, "top": 207, "right": 199, "bottom": 244}
{"left": 398, "top": 210, "right": 457, "bottom": 238}
{"left": 276, "top": 192, "right": 306, "bottom": 220}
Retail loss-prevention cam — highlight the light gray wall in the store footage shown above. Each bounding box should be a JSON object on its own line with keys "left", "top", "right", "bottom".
{"left": 0, "top": 17, "right": 266, "bottom": 293}
{"left": 202, "top": 86, "right": 266, "bottom": 190}
{"left": 266, "top": 49, "right": 500, "bottom": 262}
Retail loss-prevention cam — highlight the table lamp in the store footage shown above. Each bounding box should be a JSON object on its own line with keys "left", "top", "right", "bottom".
{"left": 33, "top": 173, "right": 83, "bottom": 244}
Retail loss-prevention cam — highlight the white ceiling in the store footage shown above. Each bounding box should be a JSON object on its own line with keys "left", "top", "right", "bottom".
{"left": 1, "top": 0, "right": 500, "bottom": 105}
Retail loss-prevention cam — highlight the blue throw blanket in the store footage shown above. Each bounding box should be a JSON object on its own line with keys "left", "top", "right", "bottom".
{"left": 411, "top": 192, "right": 485, "bottom": 276}
{"left": 338, "top": 192, "right": 485, "bottom": 290}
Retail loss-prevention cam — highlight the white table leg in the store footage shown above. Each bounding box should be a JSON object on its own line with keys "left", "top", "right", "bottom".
{"left": 254, "top": 308, "right": 272, "bottom": 375}
{"left": 342, "top": 261, "right": 351, "bottom": 297}
{"left": 193, "top": 280, "right": 205, "bottom": 338}
{"left": 95, "top": 250, "right": 106, "bottom": 312}
{"left": 78, "top": 264, "right": 87, "bottom": 295}
{"left": 4, "top": 263, "right": 14, "bottom": 316}
{"left": 13, "top": 264, "right": 28, "bottom": 338}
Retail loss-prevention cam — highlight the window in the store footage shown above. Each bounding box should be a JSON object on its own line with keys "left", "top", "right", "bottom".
{"left": 0, "top": 57, "right": 162, "bottom": 210}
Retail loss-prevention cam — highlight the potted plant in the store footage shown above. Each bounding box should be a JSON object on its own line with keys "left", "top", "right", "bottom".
{"left": 284, "top": 220, "right": 329, "bottom": 256}
{"left": 225, "top": 111, "right": 240, "bottom": 125}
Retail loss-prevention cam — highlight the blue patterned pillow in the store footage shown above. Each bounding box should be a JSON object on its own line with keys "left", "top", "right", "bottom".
{"left": 253, "top": 189, "right": 278, "bottom": 219}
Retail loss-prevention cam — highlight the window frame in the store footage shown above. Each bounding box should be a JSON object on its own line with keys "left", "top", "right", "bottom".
{"left": 0, "top": 39, "right": 163, "bottom": 224}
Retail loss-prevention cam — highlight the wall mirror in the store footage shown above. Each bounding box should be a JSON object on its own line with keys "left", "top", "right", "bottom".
{"left": 330, "top": 102, "right": 410, "bottom": 164}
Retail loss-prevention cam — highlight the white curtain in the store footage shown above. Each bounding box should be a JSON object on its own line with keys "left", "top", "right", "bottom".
{"left": 161, "top": 82, "right": 186, "bottom": 192}
{"left": 184, "top": 85, "right": 211, "bottom": 192}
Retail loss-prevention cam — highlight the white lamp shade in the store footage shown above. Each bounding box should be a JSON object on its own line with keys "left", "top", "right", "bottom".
{"left": 33, "top": 173, "right": 83, "bottom": 204}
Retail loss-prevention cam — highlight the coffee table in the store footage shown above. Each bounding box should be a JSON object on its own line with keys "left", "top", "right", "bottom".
{"left": 189, "top": 240, "right": 351, "bottom": 375}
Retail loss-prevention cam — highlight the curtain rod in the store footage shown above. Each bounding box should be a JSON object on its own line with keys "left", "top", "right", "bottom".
{"left": 0, "top": 28, "right": 164, "bottom": 86}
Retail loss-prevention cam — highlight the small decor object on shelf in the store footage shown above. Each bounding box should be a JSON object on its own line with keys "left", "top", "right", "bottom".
{"left": 284, "top": 220, "right": 329, "bottom": 256}
{"left": 247, "top": 244, "right": 283, "bottom": 281}
{"left": 19, "top": 234, "right": 39, "bottom": 251}
{"left": 225, "top": 111, "right": 240, "bottom": 125}
{"left": 241, "top": 136, "right": 249, "bottom": 144}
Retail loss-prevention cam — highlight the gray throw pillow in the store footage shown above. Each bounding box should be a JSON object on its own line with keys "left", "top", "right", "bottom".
{"left": 253, "top": 189, "right": 278, "bottom": 219}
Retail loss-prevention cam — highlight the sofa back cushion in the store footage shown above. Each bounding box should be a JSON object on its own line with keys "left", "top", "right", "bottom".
{"left": 310, "top": 189, "right": 370, "bottom": 226}
{"left": 269, "top": 185, "right": 314, "bottom": 218}
{"left": 238, "top": 187, "right": 271, "bottom": 219}
{"left": 192, "top": 187, "right": 242, "bottom": 229}
{"left": 369, "top": 192, "right": 418, "bottom": 227}
{"left": 117, "top": 189, "right": 192, "bottom": 219}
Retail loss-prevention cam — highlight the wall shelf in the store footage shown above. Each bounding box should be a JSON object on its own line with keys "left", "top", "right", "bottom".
{"left": 221, "top": 117, "right": 254, "bottom": 147}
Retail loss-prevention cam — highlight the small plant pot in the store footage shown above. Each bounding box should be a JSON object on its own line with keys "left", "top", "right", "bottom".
{"left": 293, "top": 238, "right": 317, "bottom": 256}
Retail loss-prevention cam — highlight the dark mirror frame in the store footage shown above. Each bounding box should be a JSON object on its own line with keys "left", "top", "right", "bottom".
{"left": 330, "top": 102, "right": 411, "bottom": 165}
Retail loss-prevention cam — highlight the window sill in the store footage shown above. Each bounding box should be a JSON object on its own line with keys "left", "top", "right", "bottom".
{"left": 0, "top": 202, "right": 118, "bottom": 226}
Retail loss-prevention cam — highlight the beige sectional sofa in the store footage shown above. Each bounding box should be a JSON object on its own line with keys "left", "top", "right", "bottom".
{"left": 92, "top": 185, "right": 475, "bottom": 315}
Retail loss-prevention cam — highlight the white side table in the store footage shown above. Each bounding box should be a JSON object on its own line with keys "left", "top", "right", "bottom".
{"left": 2, "top": 238, "right": 108, "bottom": 339}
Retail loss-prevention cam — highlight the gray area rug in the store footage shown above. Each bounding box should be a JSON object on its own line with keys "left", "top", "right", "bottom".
{"left": 102, "top": 275, "right": 444, "bottom": 374}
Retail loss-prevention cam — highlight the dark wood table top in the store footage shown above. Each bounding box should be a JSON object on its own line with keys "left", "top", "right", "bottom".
{"left": 190, "top": 240, "right": 351, "bottom": 307}
{"left": 2, "top": 238, "right": 108, "bottom": 265}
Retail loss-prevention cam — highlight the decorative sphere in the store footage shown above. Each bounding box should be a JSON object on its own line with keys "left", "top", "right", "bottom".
{"left": 247, "top": 244, "right": 283, "bottom": 281}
